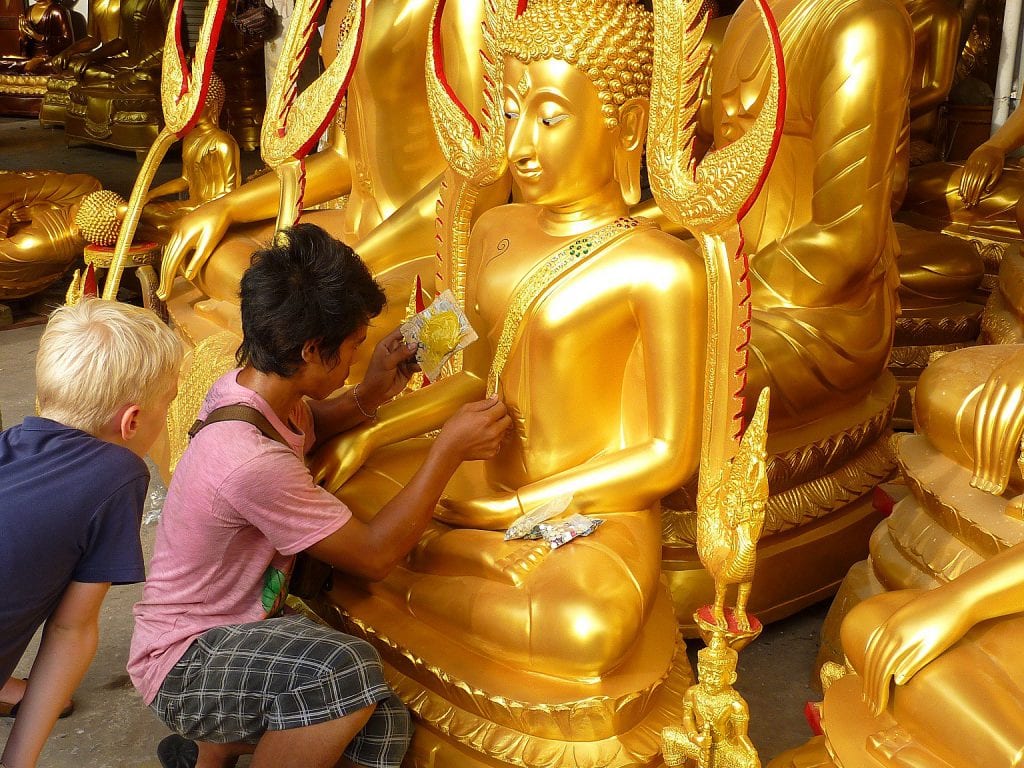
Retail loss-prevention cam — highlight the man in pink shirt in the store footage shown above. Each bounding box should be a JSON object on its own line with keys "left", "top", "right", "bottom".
{"left": 129, "top": 224, "right": 510, "bottom": 768}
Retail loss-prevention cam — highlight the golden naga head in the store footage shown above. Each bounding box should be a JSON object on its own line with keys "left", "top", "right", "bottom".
{"left": 500, "top": 0, "right": 654, "bottom": 129}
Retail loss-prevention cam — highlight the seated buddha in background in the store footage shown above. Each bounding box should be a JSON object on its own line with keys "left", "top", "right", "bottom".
{"left": 902, "top": 93, "right": 1024, "bottom": 243}
{"left": 156, "top": 0, "right": 499, "bottom": 342}
{"left": 711, "top": 0, "right": 909, "bottom": 432}
{"left": 0, "top": 0, "right": 73, "bottom": 74}
{"left": 773, "top": 345, "right": 1024, "bottom": 768}
{"left": 306, "top": 0, "right": 703, "bottom": 762}
{"left": 73, "top": 0, "right": 169, "bottom": 92}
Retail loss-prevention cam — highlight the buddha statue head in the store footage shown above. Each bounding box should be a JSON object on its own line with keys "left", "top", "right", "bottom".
{"left": 201, "top": 72, "right": 227, "bottom": 124}
{"left": 499, "top": 0, "right": 653, "bottom": 206}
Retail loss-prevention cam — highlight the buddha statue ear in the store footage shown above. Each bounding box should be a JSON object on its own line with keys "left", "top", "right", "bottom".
{"left": 614, "top": 97, "right": 649, "bottom": 206}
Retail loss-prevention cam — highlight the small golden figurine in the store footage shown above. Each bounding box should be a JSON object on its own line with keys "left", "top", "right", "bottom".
{"left": 663, "top": 636, "right": 759, "bottom": 768}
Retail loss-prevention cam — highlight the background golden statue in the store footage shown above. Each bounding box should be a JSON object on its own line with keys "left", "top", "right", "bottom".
{"left": 0, "top": 170, "right": 100, "bottom": 300}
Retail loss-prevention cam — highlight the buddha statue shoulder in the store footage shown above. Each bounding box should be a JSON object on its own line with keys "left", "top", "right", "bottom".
{"left": 306, "top": 1, "right": 703, "bottom": 763}
{"left": 712, "top": 0, "right": 911, "bottom": 431}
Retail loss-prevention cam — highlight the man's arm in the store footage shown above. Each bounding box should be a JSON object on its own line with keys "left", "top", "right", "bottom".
{"left": 306, "top": 398, "right": 511, "bottom": 580}
{"left": 1, "top": 582, "right": 109, "bottom": 768}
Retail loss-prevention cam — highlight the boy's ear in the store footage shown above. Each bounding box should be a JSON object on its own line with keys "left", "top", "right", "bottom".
{"left": 301, "top": 339, "right": 319, "bottom": 365}
{"left": 119, "top": 404, "right": 141, "bottom": 441}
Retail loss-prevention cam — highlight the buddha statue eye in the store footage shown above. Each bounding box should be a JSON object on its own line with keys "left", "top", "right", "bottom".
{"left": 503, "top": 110, "right": 520, "bottom": 121}
{"left": 541, "top": 114, "right": 569, "bottom": 127}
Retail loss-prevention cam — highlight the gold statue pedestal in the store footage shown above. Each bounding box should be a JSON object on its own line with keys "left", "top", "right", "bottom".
{"left": 311, "top": 564, "right": 690, "bottom": 768}
{"left": 66, "top": 83, "right": 162, "bottom": 154}
{"left": 0, "top": 71, "right": 48, "bottom": 116}
{"left": 663, "top": 375, "right": 898, "bottom": 633}
{"left": 83, "top": 241, "right": 166, "bottom": 318}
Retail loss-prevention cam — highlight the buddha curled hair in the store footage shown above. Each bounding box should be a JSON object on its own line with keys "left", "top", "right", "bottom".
{"left": 501, "top": 0, "right": 654, "bottom": 128}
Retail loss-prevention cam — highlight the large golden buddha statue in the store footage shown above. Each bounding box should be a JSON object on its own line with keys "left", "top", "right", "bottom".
{"left": 302, "top": 1, "right": 701, "bottom": 764}
{"left": 156, "top": 0, "right": 498, "bottom": 344}
{"left": 652, "top": 0, "right": 912, "bottom": 624}
{"left": 773, "top": 344, "right": 1024, "bottom": 768}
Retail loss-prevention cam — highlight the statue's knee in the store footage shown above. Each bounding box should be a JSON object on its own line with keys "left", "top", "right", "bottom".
{"left": 840, "top": 590, "right": 921, "bottom": 674}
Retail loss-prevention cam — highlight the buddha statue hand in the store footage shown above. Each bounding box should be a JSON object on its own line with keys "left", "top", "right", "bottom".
{"left": 158, "top": 196, "right": 233, "bottom": 298}
{"left": 959, "top": 142, "right": 1007, "bottom": 208}
{"left": 857, "top": 587, "right": 971, "bottom": 715}
{"left": 18, "top": 16, "right": 44, "bottom": 42}
{"left": 435, "top": 492, "right": 521, "bottom": 530}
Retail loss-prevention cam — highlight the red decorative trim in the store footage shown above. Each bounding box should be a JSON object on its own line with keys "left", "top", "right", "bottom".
{"left": 431, "top": 0, "right": 481, "bottom": 139}
{"left": 804, "top": 700, "right": 824, "bottom": 736}
{"left": 736, "top": 0, "right": 786, "bottom": 223}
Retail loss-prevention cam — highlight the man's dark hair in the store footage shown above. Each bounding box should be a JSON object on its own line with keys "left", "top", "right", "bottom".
{"left": 237, "top": 223, "right": 386, "bottom": 376}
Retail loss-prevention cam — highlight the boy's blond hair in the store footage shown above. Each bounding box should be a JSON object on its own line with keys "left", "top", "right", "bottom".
{"left": 36, "top": 300, "right": 182, "bottom": 434}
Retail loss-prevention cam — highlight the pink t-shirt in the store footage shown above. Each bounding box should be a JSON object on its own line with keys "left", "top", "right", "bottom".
{"left": 128, "top": 370, "right": 352, "bottom": 704}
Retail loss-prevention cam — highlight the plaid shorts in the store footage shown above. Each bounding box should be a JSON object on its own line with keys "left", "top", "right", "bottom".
{"left": 150, "top": 614, "right": 412, "bottom": 768}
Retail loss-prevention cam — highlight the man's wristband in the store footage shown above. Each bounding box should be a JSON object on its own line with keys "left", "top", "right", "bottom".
{"left": 352, "top": 383, "right": 379, "bottom": 420}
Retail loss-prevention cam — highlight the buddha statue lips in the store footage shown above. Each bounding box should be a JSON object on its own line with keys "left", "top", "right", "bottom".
{"left": 307, "top": 0, "right": 703, "bottom": 763}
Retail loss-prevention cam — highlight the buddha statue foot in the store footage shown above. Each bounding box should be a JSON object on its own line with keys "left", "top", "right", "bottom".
{"left": 308, "top": 581, "right": 690, "bottom": 768}
{"left": 662, "top": 376, "right": 898, "bottom": 633}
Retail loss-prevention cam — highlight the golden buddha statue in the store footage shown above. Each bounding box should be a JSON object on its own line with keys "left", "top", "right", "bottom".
{"left": 156, "top": 0, "right": 500, "bottom": 345}
{"left": 303, "top": 1, "right": 701, "bottom": 764}
{"left": 0, "top": 0, "right": 73, "bottom": 74}
{"left": 772, "top": 348, "right": 1024, "bottom": 768}
{"left": 129, "top": 74, "right": 241, "bottom": 242}
{"left": 650, "top": 0, "right": 913, "bottom": 625}
{"left": 904, "top": 0, "right": 960, "bottom": 156}
{"left": 38, "top": 0, "right": 121, "bottom": 125}
{"left": 0, "top": 170, "right": 101, "bottom": 300}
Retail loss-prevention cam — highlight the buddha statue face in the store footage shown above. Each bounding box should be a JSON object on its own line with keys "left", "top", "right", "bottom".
{"left": 499, "top": 0, "right": 653, "bottom": 207}
{"left": 502, "top": 59, "right": 648, "bottom": 208}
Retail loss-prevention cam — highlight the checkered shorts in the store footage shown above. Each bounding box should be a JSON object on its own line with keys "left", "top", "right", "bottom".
{"left": 150, "top": 614, "right": 412, "bottom": 768}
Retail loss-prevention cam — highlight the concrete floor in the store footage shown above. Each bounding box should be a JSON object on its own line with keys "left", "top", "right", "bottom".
{"left": 0, "top": 117, "right": 831, "bottom": 765}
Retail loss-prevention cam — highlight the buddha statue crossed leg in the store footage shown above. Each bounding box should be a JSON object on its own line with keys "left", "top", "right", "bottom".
{"left": 306, "top": 1, "right": 704, "bottom": 764}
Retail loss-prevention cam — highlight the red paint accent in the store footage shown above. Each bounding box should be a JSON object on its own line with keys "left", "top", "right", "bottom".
{"left": 515, "top": 0, "right": 527, "bottom": 16}
{"left": 170, "top": 0, "right": 230, "bottom": 137}
{"left": 83, "top": 263, "right": 97, "bottom": 298}
{"left": 694, "top": 605, "right": 763, "bottom": 635}
{"left": 736, "top": 0, "right": 786, "bottom": 223}
{"left": 872, "top": 486, "right": 895, "bottom": 517}
{"left": 431, "top": 0, "right": 481, "bottom": 140}
{"left": 294, "top": 0, "right": 365, "bottom": 159}
{"left": 804, "top": 701, "right": 824, "bottom": 736}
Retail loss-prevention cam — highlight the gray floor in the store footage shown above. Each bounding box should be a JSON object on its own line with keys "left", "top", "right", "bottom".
{"left": 0, "top": 117, "right": 828, "bottom": 765}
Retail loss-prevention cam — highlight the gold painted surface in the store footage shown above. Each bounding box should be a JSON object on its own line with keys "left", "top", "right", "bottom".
{"left": 804, "top": 342, "right": 1024, "bottom": 766}
{"left": 711, "top": 0, "right": 909, "bottom": 433}
{"left": 0, "top": 170, "right": 100, "bottom": 300}
{"left": 157, "top": 0, "right": 492, "bottom": 318}
{"left": 303, "top": 1, "right": 710, "bottom": 764}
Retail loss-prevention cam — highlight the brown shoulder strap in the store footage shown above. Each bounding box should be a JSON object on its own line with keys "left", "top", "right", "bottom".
{"left": 188, "top": 404, "right": 290, "bottom": 448}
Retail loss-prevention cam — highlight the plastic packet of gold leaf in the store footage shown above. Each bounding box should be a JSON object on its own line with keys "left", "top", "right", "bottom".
{"left": 505, "top": 494, "right": 573, "bottom": 540}
{"left": 400, "top": 289, "right": 478, "bottom": 381}
{"left": 538, "top": 513, "right": 603, "bottom": 549}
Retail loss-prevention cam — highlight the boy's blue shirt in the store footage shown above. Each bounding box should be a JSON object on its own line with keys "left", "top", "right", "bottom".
{"left": 0, "top": 417, "right": 148, "bottom": 683}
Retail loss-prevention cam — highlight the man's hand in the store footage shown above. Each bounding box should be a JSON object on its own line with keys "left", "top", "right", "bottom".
{"left": 356, "top": 328, "right": 419, "bottom": 410}
{"left": 157, "top": 198, "right": 233, "bottom": 299}
{"left": 434, "top": 398, "right": 511, "bottom": 462}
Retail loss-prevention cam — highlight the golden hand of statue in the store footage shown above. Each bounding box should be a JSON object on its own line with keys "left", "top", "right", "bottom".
{"left": 959, "top": 143, "right": 1006, "bottom": 208}
{"left": 970, "top": 348, "right": 1024, "bottom": 494}
{"left": 435, "top": 492, "right": 519, "bottom": 530}
{"left": 157, "top": 197, "right": 232, "bottom": 299}
{"left": 861, "top": 588, "right": 970, "bottom": 715}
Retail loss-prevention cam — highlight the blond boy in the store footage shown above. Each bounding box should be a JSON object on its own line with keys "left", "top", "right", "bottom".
{"left": 0, "top": 300, "right": 181, "bottom": 768}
